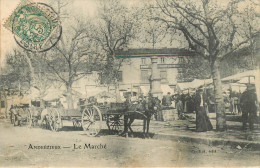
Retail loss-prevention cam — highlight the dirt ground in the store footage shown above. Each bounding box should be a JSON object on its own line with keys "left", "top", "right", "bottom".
{"left": 0, "top": 118, "right": 260, "bottom": 167}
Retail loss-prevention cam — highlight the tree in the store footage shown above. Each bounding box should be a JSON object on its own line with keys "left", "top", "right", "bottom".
{"left": 44, "top": 18, "right": 97, "bottom": 109}
{"left": 152, "top": 0, "right": 260, "bottom": 131}
{"left": 177, "top": 57, "right": 211, "bottom": 82}
{"left": 178, "top": 45, "right": 258, "bottom": 82}
{"left": 4, "top": 50, "right": 31, "bottom": 88}
{"left": 0, "top": 51, "right": 30, "bottom": 118}
{"left": 87, "top": 0, "right": 140, "bottom": 101}
{"left": 2, "top": 48, "right": 54, "bottom": 109}
{"left": 0, "top": 0, "right": 71, "bottom": 107}
{"left": 139, "top": 19, "right": 168, "bottom": 49}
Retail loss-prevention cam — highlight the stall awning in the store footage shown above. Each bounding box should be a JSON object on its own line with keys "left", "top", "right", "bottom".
{"left": 221, "top": 70, "right": 257, "bottom": 82}
{"left": 177, "top": 78, "right": 212, "bottom": 91}
{"left": 29, "top": 87, "right": 41, "bottom": 100}
{"left": 85, "top": 86, "right": 107, "bottom": 98}
{"left": 95, "top": 91, "right": 115, "bottom": 98}
{"left": 161, "top": 84, "right": 174, "bottom": 95}
{"left": 176, "top": 82, "right": 191, "bottom": 91}
{"left": 140, "top": 85, "right": 174, "bottom": 96}
{"left": 237, "top": 76, "right": 255, "bottom": 84}
{"left": 140, "top": 86, "right": 150, "bottom": 96}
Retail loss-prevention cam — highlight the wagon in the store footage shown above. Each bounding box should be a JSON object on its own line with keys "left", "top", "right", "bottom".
{"left": 43, "top": 104, "right": 103, "bottom": 137}
{"left": 41, "top": 96, "right": 160, "bottom": 138}
{"left": 27, "top": 106, "right": 43, "bottom": 127}
{"left": 9, "top": 105, "right": 32, "bottom": 126}
{"left": 42, "top": 102, "right": 142, "bottom": 136}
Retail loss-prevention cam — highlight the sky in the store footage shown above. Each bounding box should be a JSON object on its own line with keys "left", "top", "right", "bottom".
{"left": 1, "top": 0, "right": 259, "bottom": 68}
{"left": 0, "top": 0, "right": 100, "bottom": 67}
{"left": 0, "top": 0, "right": 149, "bottom": 67}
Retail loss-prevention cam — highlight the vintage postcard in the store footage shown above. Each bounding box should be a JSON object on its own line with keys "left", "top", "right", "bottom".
{"left": 0, "top": 0, "right": 260, "bottom": 167}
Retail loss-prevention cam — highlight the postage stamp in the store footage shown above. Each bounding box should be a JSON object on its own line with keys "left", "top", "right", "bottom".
{"left": 4, "top": 0, "right": 62, "bottom": 52}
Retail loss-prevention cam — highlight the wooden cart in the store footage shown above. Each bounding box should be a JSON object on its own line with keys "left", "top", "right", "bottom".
{"left": 44, "top": 104, "right": 102, "bottom": 137}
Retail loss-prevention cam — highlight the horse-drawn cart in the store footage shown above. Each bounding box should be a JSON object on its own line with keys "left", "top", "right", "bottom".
{"left": 42, "top": 104, "right": 103, "bottom": 137}
{"left": 9, "top": 95, "right": 161, "bottom": 138}
{"left": 43, "top": 103, "right": 126, "bottom": 136}
{"left": 102, "top": 96, "right": 161, "bottom": 138}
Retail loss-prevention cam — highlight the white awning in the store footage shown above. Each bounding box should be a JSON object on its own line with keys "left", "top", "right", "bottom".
{"left": 237, "top": 76, "right": 255, "bottom": 84}
{"left": 140, "top": 85, "right": 174, "bottom": 96}
{"left": 29, "top": 87, "right": 41, "bottom": 100}
{"left": 177, "top": 78, "right": 212, "bottom": 91}
{"left": 221, "top": 70, "right": 256, "bottom": 82}
{"left": 85, "top": 86, "right": 107, "bottom": 98}
{"left": 161, "top": 84, "right": 174, "bottom": 95}
{"left": 140, "top": 86, "right": 150, "bottom": 96}
{"left": 176, "top": 82, "right": 191, "bottom": 91}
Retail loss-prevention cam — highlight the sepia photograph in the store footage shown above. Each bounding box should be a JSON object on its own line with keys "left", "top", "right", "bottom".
{"left": 0, "top": 0, "right": 260, "bottom": 167}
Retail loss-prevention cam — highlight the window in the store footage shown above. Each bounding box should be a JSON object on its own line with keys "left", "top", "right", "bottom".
{"left": 31, "top": 101, "right": 40, "bottom": 107}
{"left": 99, "top": 73, "right": 105, "bottom": 85}
{"left": 117, "top": 71, "right": 123, "bottom": 82}
{"left": 160, "top": 57, "right": 165, "bottom": 63}
{"left": 141, "top": 58, "right": 146, "bottom": 64}
{"left": 1, "top": 101, "right": 5, "bottom": 108}
{"left": 160, "top": 71, "right": 167, "bottom": 80}
{"left": 141, "top": 70, "right": 149, "bottom": 83}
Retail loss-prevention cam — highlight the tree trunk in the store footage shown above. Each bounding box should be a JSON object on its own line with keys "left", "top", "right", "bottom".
{"left": 24, "top": 53, "right": 35, "bottom": 86}
{"left": 211, "top": 60, "right": 226, "bottom": 131}
{"left": 4, "top": 93, "right": 8, "bottom": 118}
{"left": 66, "top": 86, "right": 74, "bottom": 109}
{"left": 114, "top": 82, "right": 121, "bottom": 102}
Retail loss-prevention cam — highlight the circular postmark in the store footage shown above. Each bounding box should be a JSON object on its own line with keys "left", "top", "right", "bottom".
{"left": 11, "top": 2, "right": 62, "bottom": 52}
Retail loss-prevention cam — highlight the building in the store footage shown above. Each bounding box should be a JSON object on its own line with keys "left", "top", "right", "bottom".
{"left": 81, "top": 48, "right": 194, "bottom": 100}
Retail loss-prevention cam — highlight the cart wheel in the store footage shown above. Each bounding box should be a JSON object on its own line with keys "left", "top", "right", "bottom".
{"left": 48, "top": 108, "right": 62, "bottom": 132}
{"left": 82, "top": 105, "right": 102, "bottom": 137}
{"left": 106, "top": 114, "right": 124, "bottom": 134}
{"left": 26, "top": 109, "right": 33, "bottom": 128}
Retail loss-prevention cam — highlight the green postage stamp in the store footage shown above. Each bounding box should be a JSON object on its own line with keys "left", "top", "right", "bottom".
{"left": 4, "top": 0, "right": 62, "bottom": 52}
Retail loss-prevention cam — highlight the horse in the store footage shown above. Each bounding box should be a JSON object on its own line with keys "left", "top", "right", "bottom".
{"left": 122, "top": 96, "right": 161, "bottom": 138}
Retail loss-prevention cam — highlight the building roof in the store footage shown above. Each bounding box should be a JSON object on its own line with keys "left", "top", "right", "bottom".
{"left": 114, "top": 48, "right": 195, "bottom": 58}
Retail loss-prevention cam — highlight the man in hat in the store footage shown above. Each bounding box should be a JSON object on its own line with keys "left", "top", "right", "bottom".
{"left": 240, "top": 84, "right": 258, "bottom": 130}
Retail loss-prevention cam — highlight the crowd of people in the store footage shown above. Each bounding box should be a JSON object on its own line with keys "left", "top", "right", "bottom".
{"left": 8, "top": 84, "right": 258, "bottom": 132}
{"left": 171, "top": 90, "right": 213, "bottom": 132}
{"left": 161, "top": 84, "right": 259, "bottom": 132}
{"left": 162, "top": 90, "right": 214, "bottom": 116}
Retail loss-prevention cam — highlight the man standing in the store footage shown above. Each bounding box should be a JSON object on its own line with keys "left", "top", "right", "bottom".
{"left": 165, "top": 92, "right": 172, "bottom": 107}
{"left": 240, "top": 84, "right": 258, "bottom": 131}
{"left": 9, "top": 105, "right": 14, "bottom": 124}
{"left": 176, "top": 95, "right": 183, "bottom": 119}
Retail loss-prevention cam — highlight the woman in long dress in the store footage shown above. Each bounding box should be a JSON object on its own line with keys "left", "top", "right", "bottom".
{"left": 194, "top": 89, "right": 213, "bottom": 132}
